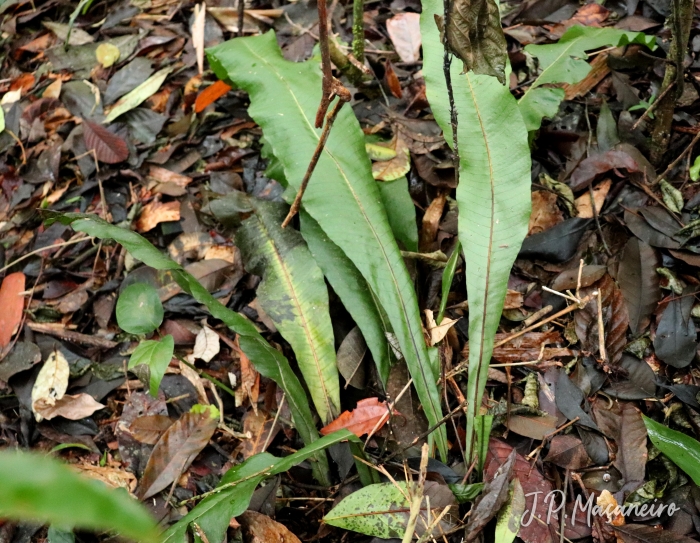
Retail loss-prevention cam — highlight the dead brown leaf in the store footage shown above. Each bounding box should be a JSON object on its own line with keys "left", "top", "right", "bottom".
{"left": 135, "top": 200, "right": 181, "bottom": 232}
{"left": 528, "top": 191, "right": 564, "bottom": 235}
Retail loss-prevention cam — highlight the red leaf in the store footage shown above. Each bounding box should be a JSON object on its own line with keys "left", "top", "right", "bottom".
{"left": 320, "top": 397, "right": 395, "bottom": 437}
{"left": 0, "top": 272, "right": 26, "bottom": 349}
{"left": 83, "top": 120, "right": 129, "bottom": 164}
{"left": 194, "top": 80, "right": 232, "bottom": 113}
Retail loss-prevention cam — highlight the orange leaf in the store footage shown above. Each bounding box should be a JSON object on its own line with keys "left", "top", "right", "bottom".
{"left": 0, "top": 272, "right": 26, "bottom": 349}
{"left": 320, "top": 397, "right": 394, "bottom": 437}
{"left": 194, "top": 80, "right": 232, "bottom": 113}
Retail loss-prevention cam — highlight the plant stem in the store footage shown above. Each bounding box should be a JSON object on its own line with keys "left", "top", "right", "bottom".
{"left": 442, "top": 0, "right": 459, "bottom": 177}
{"left": 237, "top": 0, "right": 245, "bottom": 37}
{"left": 315, "top": 0, "right": 334, "bottom": 127}
{"left": 282, "top": 98, "right": 344, "bottom": 227}
{"left": 351, "top": 0, "right": 364, "bottom": 64}
{"left": 649, "top": 0, "right": 693, "bottom": 165}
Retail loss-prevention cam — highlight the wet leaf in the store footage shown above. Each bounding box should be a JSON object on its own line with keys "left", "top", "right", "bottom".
{"left": 324, "top": 480, "right": 457, "bottom": 539}
{"left": 0, "top": 342, "right": 42, "bottom": 382}
{"left": 128, "top": 335, "right": 175, "bottom": 397}
{"left": 604, "top": 355, "right": 656, "bottom": 400}
{"left": 653, "top": 288, "right": 697, "bottom": 368}
{"left": 34, "top": 393, "right": 105, "bottom": 421}
{"left": 138, "top": 404, "right": 219, "bottom": 499}
{"left": 0, "top": 272, "right": 25, "bottom": 349}
{"left": 444, "top": 0, "right": 508, "bottom": 83}
{"left": 555, "top": 369, "right": 599, "bottom": 430}
{"left": 104, "top": 58, "right": 153, "bottom": 105}
{"left": 193, "top": 325, "right": 220, "bottom": 362}
{"left": 336, "top": 326, "right": 367, "bottom": 389}
{"left": 116, "top": 283, "right": 164, "bottom": 334}
{"left": 0, "top": 451, "right": 158, "bottom": 542}
{"left": 618, "top": 238, "right": 660, "bottom": 336}
{"left": 194, "top": 80, "right": 232, "bottom": 113}
{"left": 519, "top": 218, "right": 591, "bottom": 263}
{"left": 31, "top": 351, "right": 70, "bottom": 422}
{"left": 386, "top": 13, "right": 422, "bottom": 63}
{"left": 83, "top": 119, "right": 129, "bottom": 164}
{"left": 320, "top": 397, "right": 391, "bottom": 437}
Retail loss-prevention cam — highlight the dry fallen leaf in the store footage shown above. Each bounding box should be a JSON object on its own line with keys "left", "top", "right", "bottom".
{"left": 0, "top": 272, "right": 25, "bottom": 349}
{"left": 597, "top": 489, "right": 625, "bottom": 526}
{"left": 320, "top": 397, "right": 393, "bottom": 437}
{"left": 31, "top": 350, "right": 70, "bottom": 422}
{"left": 239, "top": 511, "right": 301, "bottom": 543}
{"left": 193, "top": 325, "right": 220, "bottom": 362}
{"left": 33, "top": 393, "right": 105, "bottom": 421}
{"left": 235, "top": 338, "right": 260, "bottom": 412}
{"left": 129, "top": 414, "right": 175, "bottom": 444}
{"left": 528, "top": 191, "right": 564, "bottom": 235}
{"left": 195, "top": 80, "right": 233, "bottom": 113}
{"left": 180, "top": 358, "right": 209, "bottom": 404}
{"left": 424, "top": 309, "right": 459, "bottom": 346}
{"left": 239, "top": 410, "right": 281, "bottom": 459}
{"left": 575, "top": 178, "right": 611, "bottom": 218}
{"left": 386, "top": 13, "right": 422, "bottom": 63}
{"left": 192, "top": 3, "right": 206, "bottom": 75}
{"left": 135, "top": 200, "right": 181, "bottom": 232}
{"left": 73, "top": 464, "right": 138, "bottom": 494}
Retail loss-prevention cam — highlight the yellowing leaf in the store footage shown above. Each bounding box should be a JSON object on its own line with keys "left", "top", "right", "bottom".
{"left": 371, "top": 135, "right": 410, "bottom": 181}
{"left": 365, "top": 142, "right": 397, "bottom": 161}
{"left": 96, "top": 43, "right": 121, "bottom": 68}
{"left": 31, "top": 351, "right": 70, "bottom": 422}
{"left": 105, "top": 66, "right": 174, "bottom": 124}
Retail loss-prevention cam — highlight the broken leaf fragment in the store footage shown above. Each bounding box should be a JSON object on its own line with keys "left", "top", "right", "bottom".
{"left": 193, "top": 325, "right": 220, "bottom": 362}
{"left": 128, "top": 335, "right": 175, "bottom": 397}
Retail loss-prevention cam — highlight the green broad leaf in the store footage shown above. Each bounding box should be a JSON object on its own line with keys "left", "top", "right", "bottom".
{"left": 47, "top": 526, "right": 75, "bottom": 543}
{"left": 421, "top": 1, "right": 531, "bottom": 464}
{"left": 525, "top": 26, "right": 655, "bottom": 87}
{"left": 449, "top": 482, "right": 484, "bottom": 503}
{"left": 128, "top": 335, "right": 174, "bottom": 396}
{"left": 494, "top": 479, "right": 525, "bottom": 543}
{"left": 0, "top": 451, "right": 159, "bottom": 543}
{"left": 643, "top": 415, "right": 700, "bottom": 485}
{"left": 323, "top": 481, "right": 457, "bottom": 539}
{"left": 376, "top": 176, "right": 419, "bottom": 252}
{"left": 443, "top": 0, "right": 508, "bottom": 84}
{"left": 365, "top": 142, "right": 397, "bottom": 161}
{"left": 41, "top": 211, "right": 330, "bottom": 486}
{"left": 690, "top": 156, "right": 700, "bottom": 182}
{"left": 236, "top": 199, "right": 340, "bottom": 423}
{"left": 517, "top": 87, "right": 565, "bottom": 132}
{"left": 104, "top": 66, "right": 174, "bottom": 123}
{"left": 519, "top": 26, "right": 654, "bottom": 129}
{"left": 475, "top": 414, "right": 494, "bottom": 474}
{"left": 300, "top": 211, "right": 392, "bottom": 385}
{"left": 116, "top": 282, "right": 164, "bottom": 334}
{"left": 162, "top": 430, "right": 358, "bottom": 543}
{"left": 437, "top": 240, "right": 461, "bottom": 324}
{"left": 207, "top": 32, "right": 448, "bottom": 459}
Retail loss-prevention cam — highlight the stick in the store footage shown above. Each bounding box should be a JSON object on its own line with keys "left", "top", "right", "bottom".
{"left": 631, "top": 81, "right": 675, "bottom": 131}
{"left": 282, "top": 98, "right": 344, "bottom": 227}
{"left": 656, "top": 129, "right": 700, "bottom": 182}
{"left": 237, "top": 0, "right": 245, "bottom": 37}
{"left": 315, "top": 0, "right": 334, "bottom": 127}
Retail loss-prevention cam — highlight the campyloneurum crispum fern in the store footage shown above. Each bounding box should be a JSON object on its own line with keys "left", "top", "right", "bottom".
{"left": 420, "top": 0, "right": 532, "bottom": 465}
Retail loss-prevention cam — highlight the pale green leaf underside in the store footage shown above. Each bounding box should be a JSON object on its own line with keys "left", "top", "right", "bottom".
{"left": 208, "top": 32, "right": 448, "bottom": 459}
{"left": 237, "top": 200, "right": 340, "bottom": 423}
{"left": 420, "top": 3, "right": 531, "bottom": 461}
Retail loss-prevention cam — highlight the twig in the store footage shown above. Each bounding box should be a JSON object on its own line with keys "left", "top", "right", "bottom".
{"left": 0, "top": 236, "right": 90, "bottom": 274}
{"left": 589, "top": 185, "right": 611, "bottom": 256}
{"left": 596, "top": 289, "right": 607, "bottom": 363}
{"left": 282, "top": 98, "right": 345, "bottom": 227}
{"left": 656, "top": 129, "right": 700, "bottom": 182}
{"left": 262, "top": 392, "right": 285, "bottom": 451}
{"left": 401, "top": 444, "right": 429, "bottom": 543}
{"left": 364, "top": 377, "right": 412, "bottom": 450}
{"left": 25, "top": 321, "right": 117, "bottom": 349}
{"left": 314, "top": 0, "right": 348, "bottom": 127}
{"left": 631, "top": 81, "right": 675, "bottom": 131}
{"left": 237, "top": 0, "right": 245, "bottom": 37}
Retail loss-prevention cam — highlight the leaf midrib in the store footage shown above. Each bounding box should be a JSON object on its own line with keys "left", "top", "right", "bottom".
{"left": 237, "top": 41, "right": 440, "bottom": 424}
{"left": 256, "top": 215, "right": 334, "bottom": 421}
{"left": 463, "top": 73, "right": 496, "bottom": 420}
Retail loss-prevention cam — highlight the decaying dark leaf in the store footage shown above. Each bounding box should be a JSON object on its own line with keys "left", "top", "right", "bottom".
{"left": 618, "top": 237, "right": 660, "bottom": 337}
{"left": 614, "top": 523, "right": 699, "bottom": 543}
{"left": 440, "top": 0, "right": 508, "bottom": 83}
{"left": 593, "top": 401, "right": 647, "bottom": 484}
{"left": 556, "top": 369, "right": 599, "bottom": 430}
{"left": 82, "top": 120, "right": 129, "bottom": 164}
{"left": 544, "top": 434, "right": 592, "bottom": 470}
{"left": 138, "top": 406, "right": 218, "bottom": 499}
{"left": 654, "top": 288, "right": 697, "bottom": 368}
